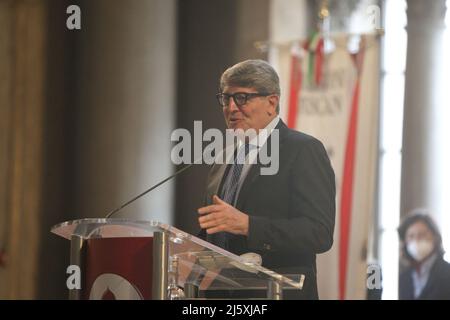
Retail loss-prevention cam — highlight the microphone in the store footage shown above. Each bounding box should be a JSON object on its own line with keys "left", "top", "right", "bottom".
{"left": 105, "top": 162, "right": 195, "bottom": 218}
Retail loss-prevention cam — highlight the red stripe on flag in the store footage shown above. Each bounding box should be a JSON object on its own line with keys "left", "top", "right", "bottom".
{"left": 339, "top": 79, "right": 361, "bottom": 300}
{"left": 287, "top": 55, "right": 302, "bottom": 128}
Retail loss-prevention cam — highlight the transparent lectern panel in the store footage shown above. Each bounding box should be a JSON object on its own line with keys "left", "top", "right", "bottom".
{"left": 159, "top": 223, "right": 305, "bottom": 291}
{"left": 51, "top": 218, "right": 160, "bottom": 239}
{"left": 51, "top": 219, "right": 305, "bottom": 292}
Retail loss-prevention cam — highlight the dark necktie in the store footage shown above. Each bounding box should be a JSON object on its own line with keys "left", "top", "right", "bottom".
{"left": 209, "top": 143, "right": 251, "bottom": 250}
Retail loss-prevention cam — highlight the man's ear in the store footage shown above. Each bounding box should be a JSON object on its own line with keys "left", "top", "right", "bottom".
{"left": 267, "top": 95, "right": 279, "bottom": 115}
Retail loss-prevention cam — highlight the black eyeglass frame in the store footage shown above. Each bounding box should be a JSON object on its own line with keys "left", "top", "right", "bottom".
{"left": 216, "top": 92, "right": 273, "bottom": 107}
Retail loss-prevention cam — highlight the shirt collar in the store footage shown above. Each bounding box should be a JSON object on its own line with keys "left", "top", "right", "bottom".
{"left": 237, "top": 116, "right": 280, "bottom": 149}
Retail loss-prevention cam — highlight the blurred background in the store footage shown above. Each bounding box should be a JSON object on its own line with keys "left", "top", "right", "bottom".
{"left": 0, "top": 0, "right": 449, "bottom": 299}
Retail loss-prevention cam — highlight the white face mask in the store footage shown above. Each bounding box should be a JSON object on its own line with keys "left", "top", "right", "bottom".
{"left": 407, "top": 240, "right": 434, "bottom": 262}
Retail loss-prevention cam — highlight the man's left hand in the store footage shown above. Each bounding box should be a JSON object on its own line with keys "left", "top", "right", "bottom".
{"left": 197, "top": 195, "right": 249, "bottom": 236}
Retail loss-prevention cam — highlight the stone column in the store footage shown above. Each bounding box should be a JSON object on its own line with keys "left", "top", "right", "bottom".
{"left": 401, "top": 0, "right": 447, "bottom": 228}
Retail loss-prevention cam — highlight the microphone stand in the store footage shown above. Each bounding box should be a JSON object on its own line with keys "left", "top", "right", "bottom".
{"left": 105, "top": 163, "right": 195, "bottom": 218}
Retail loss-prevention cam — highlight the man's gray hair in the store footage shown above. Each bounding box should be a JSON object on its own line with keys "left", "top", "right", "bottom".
{"left": 220, "top": 59, "right": 281, "bottom": 113}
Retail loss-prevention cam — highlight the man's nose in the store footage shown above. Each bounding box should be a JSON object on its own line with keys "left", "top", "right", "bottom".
{"left": 228, "top": 98, "right": 240, "bottom": 112}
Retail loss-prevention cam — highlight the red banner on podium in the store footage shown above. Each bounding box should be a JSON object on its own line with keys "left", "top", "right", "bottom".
{"left": 84, "top": 237, "right": 153, "bottom": 300}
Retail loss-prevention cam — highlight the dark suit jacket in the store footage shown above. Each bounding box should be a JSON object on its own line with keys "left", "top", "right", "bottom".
{"left": 399, "top": 256, "right": 450, "bottom": 300}
{"left": 199, "top": 120, "right": 336, "bottom": 299}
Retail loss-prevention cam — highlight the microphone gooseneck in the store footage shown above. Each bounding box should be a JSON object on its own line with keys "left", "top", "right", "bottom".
{"left": 105, "top": 163, "right": 195, "bottom": 218}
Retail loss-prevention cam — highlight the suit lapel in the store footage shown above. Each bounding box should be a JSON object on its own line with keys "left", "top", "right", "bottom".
{"left": 205, "top": 163, "right": 229, "bottom": 204}
{"left": 418, "top": 257, "right": 441, "bottom": 299}
{"left": 205, "top": 142, "right": 238, "bottom": 204}
{"left": 235, "top": 160, "right": 261, "bottom": 209}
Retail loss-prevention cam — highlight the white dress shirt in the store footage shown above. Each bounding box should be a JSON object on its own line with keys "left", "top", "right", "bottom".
{"left": 224, "top": 116, "right": 280, "bottom": 204}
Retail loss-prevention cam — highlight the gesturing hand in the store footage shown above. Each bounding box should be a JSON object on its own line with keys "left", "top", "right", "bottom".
{"left": 197, "top": 195, "right": 249, "bottom": 236}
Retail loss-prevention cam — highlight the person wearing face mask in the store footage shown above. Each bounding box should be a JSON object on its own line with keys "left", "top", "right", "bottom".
{"left": 397, "top": 209, "right": 450, "bottom": 299}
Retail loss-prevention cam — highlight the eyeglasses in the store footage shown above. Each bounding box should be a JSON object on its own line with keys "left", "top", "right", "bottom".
{"left": 216, "top": 92, "right": 272, "bottom": 108}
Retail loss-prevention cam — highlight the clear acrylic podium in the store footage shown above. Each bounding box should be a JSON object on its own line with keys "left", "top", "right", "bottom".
{"left": 51, "top": 219, "right": 305, "bottom": 300}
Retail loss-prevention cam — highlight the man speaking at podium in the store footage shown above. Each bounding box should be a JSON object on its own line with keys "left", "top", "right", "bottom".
{"left": 197, "top": 59, "right": 336, "bottom": 299}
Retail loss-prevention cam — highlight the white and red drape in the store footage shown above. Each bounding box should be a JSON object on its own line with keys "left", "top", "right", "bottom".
{"left": 274, "top": 33, "right": 380, "bottom": 299}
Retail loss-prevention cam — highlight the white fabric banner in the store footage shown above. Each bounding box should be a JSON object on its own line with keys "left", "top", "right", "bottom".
{"left": 273, "top": 34, "right": 380, "bottom": 299}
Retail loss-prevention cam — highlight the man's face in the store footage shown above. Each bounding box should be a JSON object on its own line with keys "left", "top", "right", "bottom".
{"left": 222, "top": 86, "right": 278, "bottom": 132}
